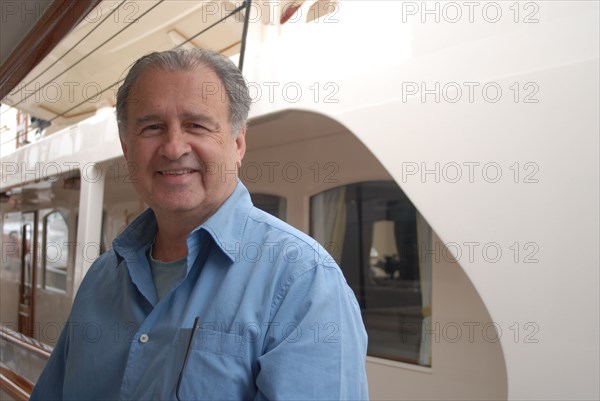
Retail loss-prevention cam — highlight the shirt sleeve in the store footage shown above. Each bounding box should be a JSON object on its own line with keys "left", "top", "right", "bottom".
{"left": 29, "top": 322, "right": 69, "bottom": 401}
{"left": 254, "top": 262, "right": 369, "bottom": 400}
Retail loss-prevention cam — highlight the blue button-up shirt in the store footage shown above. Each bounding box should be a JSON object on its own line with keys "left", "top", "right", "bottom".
{"left": 31, "top": 182, "right": 369, "bottom": 400}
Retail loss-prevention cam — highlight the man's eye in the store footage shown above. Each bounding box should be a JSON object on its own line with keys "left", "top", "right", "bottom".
{"left": 185, "top": 123, "right": 212, "bottom": 134}
{"left": 140, "top": 124, "right": 162, "bottom": 135}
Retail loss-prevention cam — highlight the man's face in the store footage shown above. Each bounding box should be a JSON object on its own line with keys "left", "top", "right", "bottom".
{"left": 120, "top": 65, "right": 246, "bottom": 220}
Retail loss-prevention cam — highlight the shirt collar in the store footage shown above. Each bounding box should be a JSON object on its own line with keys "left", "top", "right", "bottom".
{"left": 194, "top": 180, "right": 253, "bottom": 262}
{"left": 112, "top": 208, "right": 157, "bottom": 261}
{"left": 112, "top": 181, "right": 253, "bottom": 264}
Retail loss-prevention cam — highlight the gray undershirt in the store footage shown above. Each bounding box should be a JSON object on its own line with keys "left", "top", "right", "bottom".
{"left": 148, "top": 251, "right": 187, "bottom": 302}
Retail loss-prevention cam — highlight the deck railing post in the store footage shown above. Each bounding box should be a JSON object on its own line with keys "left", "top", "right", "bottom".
{"left": 72, "top": 163, "right": 105, "bottom": 295}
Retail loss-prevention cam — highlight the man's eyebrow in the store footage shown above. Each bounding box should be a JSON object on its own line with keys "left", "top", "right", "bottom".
{"left": 135, "top": 114, "right": 162, "bottom": 126}
{"left": 134, "top": 113, "right": 220, "bottom": 129}
{"left": 180, "top": 112, "right": 216, "bottom": 123}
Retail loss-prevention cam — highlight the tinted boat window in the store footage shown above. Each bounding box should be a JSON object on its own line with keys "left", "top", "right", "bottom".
{"left": 310, "top": 181, "right": 432, "bottom": 366}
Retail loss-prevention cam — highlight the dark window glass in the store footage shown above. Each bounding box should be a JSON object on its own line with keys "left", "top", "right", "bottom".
{"left": 43, "top": 211, "right": 68, "bottom": 292}
{"left": 310, "top": 181, "right": 432, "bottom": 365}
{"left": 251, "top": 194, "right": 287, "bottom": 221}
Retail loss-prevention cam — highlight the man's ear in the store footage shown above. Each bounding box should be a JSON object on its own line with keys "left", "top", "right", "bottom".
{"left": 120, "top": 138, "right": 129, "bottom": 161}
{"left": 235, "top": 128, "right": 247, "bottom": 163}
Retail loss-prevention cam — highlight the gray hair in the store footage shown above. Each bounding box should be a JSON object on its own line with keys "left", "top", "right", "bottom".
{"left": 116, "top": 48, "right": 251, "bottom": 139}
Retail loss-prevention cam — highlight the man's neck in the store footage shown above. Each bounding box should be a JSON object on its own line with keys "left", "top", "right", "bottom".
{"left": 151, "top": 211, "right": 208, "bottom": 261}
{"left": 150, "top": 183, "right": 238, "bottom": 261}
{"left": 152, "top": 230, "right": 188, "bottom": 262}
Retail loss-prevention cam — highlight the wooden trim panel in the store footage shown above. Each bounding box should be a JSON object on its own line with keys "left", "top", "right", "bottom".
{"left": 0, "top": 327, "right": 52, "bottom": 360}
{"left": 0, "top": 366, "right": 34, "bottom": 401}
{"left": 0, "top": 0, "right": 103, "bottom": 100}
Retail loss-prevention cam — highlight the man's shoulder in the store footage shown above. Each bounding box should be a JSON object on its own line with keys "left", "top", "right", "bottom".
{"left": 245, "top": 206, "right": 337, "bottom": 268}
{"left": 91, "top": 249, "right": 120, "bottom": 270}
{"left": 68, "top": 249, "right": 124, "bottom": 314}
{"left": 247, "top": 207, "right": 314, "bottom": 246}
{"left": 78, "top": 249, "right": 122, "bottom": 287}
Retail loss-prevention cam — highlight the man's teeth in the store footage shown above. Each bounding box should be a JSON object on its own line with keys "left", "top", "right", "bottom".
{"left": 160, "top": 170, "right": 194, "bottom": 175}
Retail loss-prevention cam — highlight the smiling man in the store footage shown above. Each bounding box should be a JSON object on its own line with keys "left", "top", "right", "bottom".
{"left": 120, "top": 61, "right": 245, "bottom": 262}
{"left": 31, "top": 48, "right": 369, "bottom": 400}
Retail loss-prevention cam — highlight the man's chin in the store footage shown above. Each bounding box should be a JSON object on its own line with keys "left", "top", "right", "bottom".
{"left": 153, "top": 202, "right": 203, "bottom": 215}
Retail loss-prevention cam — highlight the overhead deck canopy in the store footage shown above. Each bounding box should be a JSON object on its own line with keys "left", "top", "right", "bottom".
{"left": 1, "top": 0, "right": 248, "bottom": 130}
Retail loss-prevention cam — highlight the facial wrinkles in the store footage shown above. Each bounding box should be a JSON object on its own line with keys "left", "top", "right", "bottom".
{"left": 124, "top": 67, "right": 239, "bottom": 203}
{"left": 147, "top": 131, "right": 230, "bottom": 186}
{"left": 128, "top": 69, "right": 231, "bottom": 134}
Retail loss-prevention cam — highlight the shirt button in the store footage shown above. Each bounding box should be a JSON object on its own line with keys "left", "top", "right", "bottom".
{"left": 139, "top": 333, "right": 149, "bottom": 343}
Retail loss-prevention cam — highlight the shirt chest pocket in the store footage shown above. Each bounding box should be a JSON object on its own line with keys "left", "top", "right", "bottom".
{"left": 171, "top": 327, "right": 255, "bottom": 400}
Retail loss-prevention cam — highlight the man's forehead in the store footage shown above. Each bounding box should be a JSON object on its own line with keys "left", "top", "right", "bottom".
{"left": 133, "top": 65, "right": 223, "bottom": 89}
{"left": 126, "top": 66, "right": 229, "bottom": 109}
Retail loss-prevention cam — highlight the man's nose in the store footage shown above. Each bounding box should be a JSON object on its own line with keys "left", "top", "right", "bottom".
{"left": 159, "top": 127, "right": 191, "bottom": 160}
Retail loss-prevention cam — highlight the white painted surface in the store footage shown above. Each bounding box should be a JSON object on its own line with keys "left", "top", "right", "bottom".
{"left": 0, "top": 1, "right": 597, "bottom": 399}
{"left": 243, "top": 2, "right": 600, "bottom": 399}
{"left": 73, "top": 164, "right": 106, "bottom": 294}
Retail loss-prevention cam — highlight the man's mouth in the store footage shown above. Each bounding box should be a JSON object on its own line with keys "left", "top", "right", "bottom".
{"left": 158, "top": 169, "right": 196, "bottom": 175}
